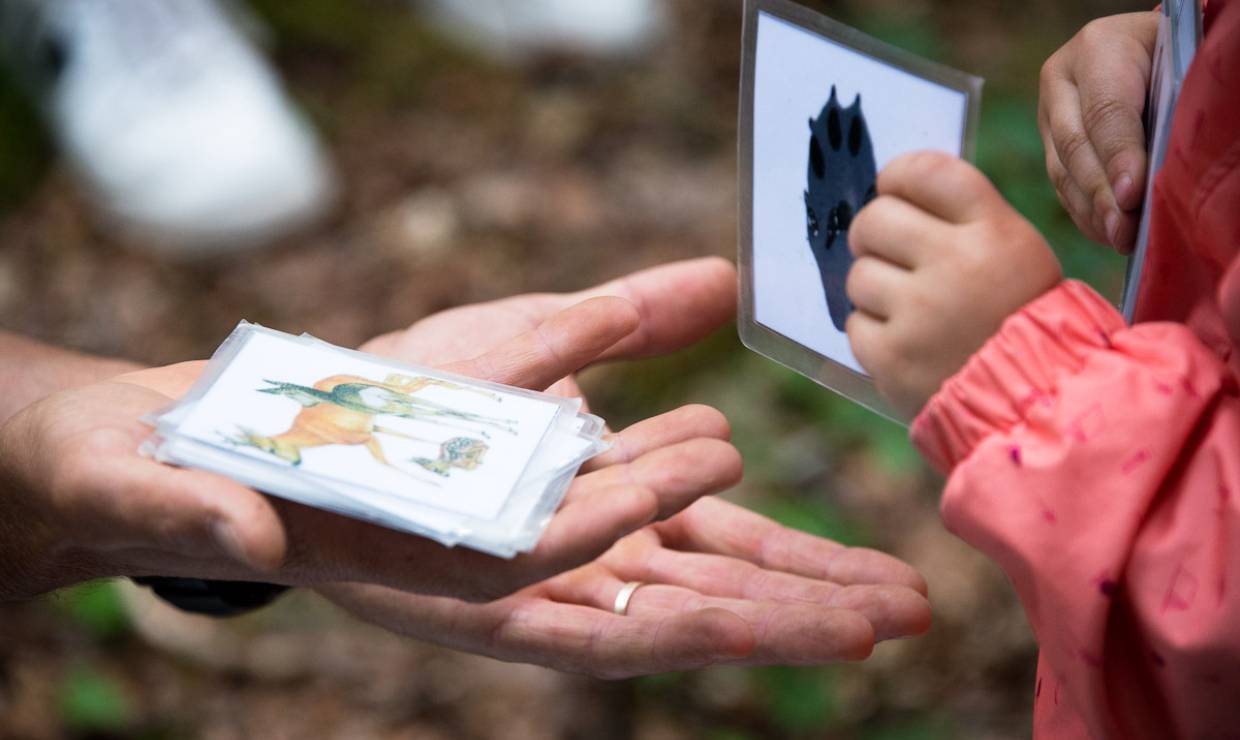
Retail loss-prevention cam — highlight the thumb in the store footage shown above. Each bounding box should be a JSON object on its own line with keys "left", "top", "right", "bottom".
{"left": 443, "top": 296, "right": 641, "bottom": 390}
{"left": 569, "top": 257, "right": 739, "bottom": 361}
{"left": 81, "top": 457, "right": 288, "bottom": 574}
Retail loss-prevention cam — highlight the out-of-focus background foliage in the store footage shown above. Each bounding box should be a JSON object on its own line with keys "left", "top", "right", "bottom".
{"left": 1, "top": 0, "right": 1140, "bottom": 737}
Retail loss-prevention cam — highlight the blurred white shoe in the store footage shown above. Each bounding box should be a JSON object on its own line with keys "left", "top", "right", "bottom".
{"left": 419, "top": 0, "right": 667, "bottom": 61}
{"left": 0, "top": 0, "right": 334, "bottom": 254}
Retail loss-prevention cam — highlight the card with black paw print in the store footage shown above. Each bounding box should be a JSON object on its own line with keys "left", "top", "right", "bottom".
{"left": 737, "top": 0, "right": 982, "bottom": 422}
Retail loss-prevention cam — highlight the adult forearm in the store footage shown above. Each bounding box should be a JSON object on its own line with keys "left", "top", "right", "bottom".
{"left": 0, "top": 331, "right": 142, "bottom": 425}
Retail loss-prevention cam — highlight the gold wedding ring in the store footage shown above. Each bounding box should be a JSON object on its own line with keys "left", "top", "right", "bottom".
{"left": 613, "top": 581, "right": 645, "bottom": 616}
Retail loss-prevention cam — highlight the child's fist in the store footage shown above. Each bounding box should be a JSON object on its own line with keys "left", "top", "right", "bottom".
{"left": 845, "top": 151, "right": 1062, "bottom": 420}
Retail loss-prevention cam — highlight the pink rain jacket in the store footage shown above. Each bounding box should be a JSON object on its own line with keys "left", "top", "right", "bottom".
{"left": 910, "top": 2, "right": 1240, "bottom": 737}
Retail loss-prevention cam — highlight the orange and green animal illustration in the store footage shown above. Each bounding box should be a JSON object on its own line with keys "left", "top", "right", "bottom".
{"left": 227, "top": 372, "right": 514, "bottom": 478}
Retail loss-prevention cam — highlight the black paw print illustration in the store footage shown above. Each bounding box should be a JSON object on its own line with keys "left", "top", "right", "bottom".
{"left": 804, "top": 86, "right": 877, "bottom": 332}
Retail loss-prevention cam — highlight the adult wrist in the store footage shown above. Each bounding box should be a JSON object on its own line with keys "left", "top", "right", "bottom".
{"left": 0, "top": 331, "right": 144, "bottom": 426}
{"left": 0, "top": 405, "right": 113, "bottom": 600}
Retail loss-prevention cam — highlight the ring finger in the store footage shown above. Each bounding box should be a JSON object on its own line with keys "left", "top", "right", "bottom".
{"left": 597, "top": 576, "right": 873, "bottom": 663}
{"left": 545, "top": 569, "right": 874, "bottom": 663}
{"left": 603, "top": 546, "right": 930, "bottom": 640}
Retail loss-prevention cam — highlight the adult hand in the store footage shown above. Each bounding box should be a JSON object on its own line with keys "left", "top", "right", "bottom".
{"left": 322, "top": 497, "right": 929, "bottom": 677}
{"left": 1038, "top": 12, "right": 1159, "bottom": 253}
{"left": 0, "top": 287, "right": 741, "bottom": 602}
{"left": 322, "top": 258, "right": 932, "bottom": 675}
{"left": 847, "top": 152, "right": 1062, "bottom": 419}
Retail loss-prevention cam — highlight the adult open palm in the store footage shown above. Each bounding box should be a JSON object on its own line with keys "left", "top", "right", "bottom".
{"left": 324, "top": 258, "right": 932, "bottom": 676}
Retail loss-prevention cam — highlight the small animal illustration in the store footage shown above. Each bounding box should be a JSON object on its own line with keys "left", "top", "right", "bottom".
{"left": 804, "top": 85, "right": 878, "bottom": 331}
{"left": 227, "top": 373, "right": 510, "bottom": 480}
{"left": 412, "top": 436, "right": 490, "bottom": 477}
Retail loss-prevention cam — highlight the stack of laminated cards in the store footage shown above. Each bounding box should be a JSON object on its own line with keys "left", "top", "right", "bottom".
{"left": 143, "top": 322, "right": 610, "bottom": 558}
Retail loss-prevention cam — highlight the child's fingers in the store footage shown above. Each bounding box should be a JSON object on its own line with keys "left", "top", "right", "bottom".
{"left": 876, "top": 151, "right": 1000, "bottom": 224}
{"left": 843, "top": 310, "right": 889, "bottom": 380}
{"left": 845, "top": 256, "right": 908, "bottom": 321}
{"left": 1043, "top": 137, "right": 1106, "bottom": 244}
{"left": 1042, "top": 78, "right": 1116, "bottom": 240}
{"left": 850, "top": 195, "right": 939, "bottom": 269}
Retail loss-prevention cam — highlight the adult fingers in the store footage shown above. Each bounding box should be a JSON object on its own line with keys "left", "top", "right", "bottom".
{"left": 566, "top": 437, "right": 743, "bottom": 515}
{"left": 545, "top": 574, "right": 874, "bottom": 664}
{"left": 654, "top": 498, "right": 928, "bottom": 594}
{"left": 443, "top": 296, "right": 640, "bottom": 391}
{"left": 876, "top": 151, "right": 1001, "bottom": 224}
{"left": 274, "top": 438, "right": 739, "bottom": 600}
{"left": 568, "top": 257, "right": 739, "bottom": 361}
{"left": 599, "top": 547, "right": 931, "bottom": 641}
{"left": 270, "top": 483, "right": 657, "bottom": 601}
{"left": 510, "top": 485, "right": 663, "bottom": 587}
{"left": 319, "top": 583, "right": 755, "bottom": 679}
{"left": 581, "top": 404, "right": 732, "bottom": 473}
{"left": 487, "top": 600, "right": 757, "bottom": 678}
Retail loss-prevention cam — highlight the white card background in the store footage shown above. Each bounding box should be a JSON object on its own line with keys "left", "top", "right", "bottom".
{"left": 173, "top": 332, "right": 559, "bottom": 521}
{"left": 751, "top": 12, "right": 969, "bottom": 372}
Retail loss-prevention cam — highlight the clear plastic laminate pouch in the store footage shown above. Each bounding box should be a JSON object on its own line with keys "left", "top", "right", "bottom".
{"left": 143, "top": 321, "right": 609, "bottom": 558}
{"left": 737, "top": 0, "right": 982, "bottom": 423}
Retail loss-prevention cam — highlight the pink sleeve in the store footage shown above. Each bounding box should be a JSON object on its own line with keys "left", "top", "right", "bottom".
{"left": 911, "top": 279, "right": 1240, "bottom": 739}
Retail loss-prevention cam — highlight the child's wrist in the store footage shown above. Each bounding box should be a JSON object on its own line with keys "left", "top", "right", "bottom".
{"left": 911, "top": 280, "right": 1115, "bottom": 472}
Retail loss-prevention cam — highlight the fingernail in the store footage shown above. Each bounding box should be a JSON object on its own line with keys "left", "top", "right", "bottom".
{"left": 1105, "top": 210, "right": 1121, "bottom": 247}
{"left": 1113, "top": 174, "right": 1136, "bottom": 208}
{"left": 212, "top": 520, "right": 252, "bottom": 567}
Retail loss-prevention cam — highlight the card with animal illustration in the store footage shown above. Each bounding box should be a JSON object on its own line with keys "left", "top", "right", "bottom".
{"left": 737, "top": 0, "right": 982, "bottom": 421}
{"left": 167, "top": 328, "right": 563, "bottom": 522}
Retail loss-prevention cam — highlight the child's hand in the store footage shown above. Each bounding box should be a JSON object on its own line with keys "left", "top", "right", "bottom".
{"left": 845, "top": 152, "right": 1063, "bottom": 419}
{"left": 1039, "top": 12, "right": 1158, "bottom": 253}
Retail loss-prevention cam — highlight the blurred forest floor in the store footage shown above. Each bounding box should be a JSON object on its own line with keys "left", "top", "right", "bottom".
{"left": 0, "top": 1, "right": 1138, "bottom": 738}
